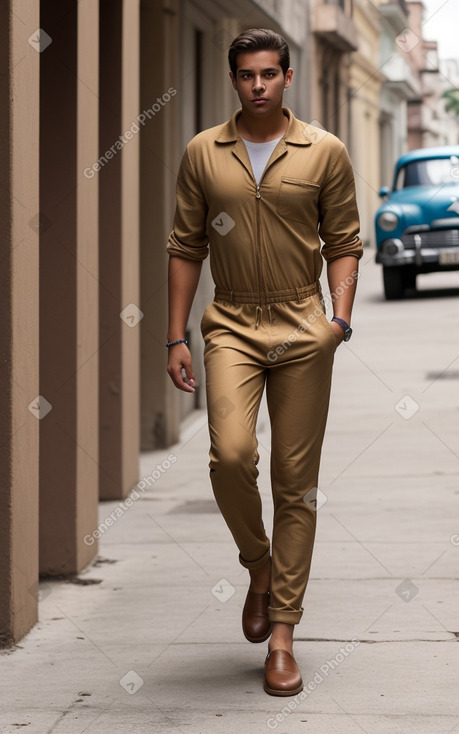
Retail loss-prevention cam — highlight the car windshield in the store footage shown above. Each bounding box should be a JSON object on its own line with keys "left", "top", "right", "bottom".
{"left": 395, "top": 156, "right": 459, "bottom": 189}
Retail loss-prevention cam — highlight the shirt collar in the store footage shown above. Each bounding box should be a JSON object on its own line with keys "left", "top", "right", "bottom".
{"left": 215, "top": 107, "right": 313, "bottom": 146}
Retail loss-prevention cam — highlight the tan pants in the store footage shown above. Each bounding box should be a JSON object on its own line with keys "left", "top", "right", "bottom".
{"left": 201, "top": 282, "right": 337, "bottom": 625}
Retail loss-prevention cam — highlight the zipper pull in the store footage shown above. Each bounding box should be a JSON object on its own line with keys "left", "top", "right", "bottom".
{"left": 256, "top": 184, "right": 261, "bottom": 199}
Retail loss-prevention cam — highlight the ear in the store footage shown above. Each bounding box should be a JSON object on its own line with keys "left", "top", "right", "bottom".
{"left": 284, "top": 68, "right": 294, "bottom": 89}
{"left": 229, "top": 71, "right": 237, "bottom": 91}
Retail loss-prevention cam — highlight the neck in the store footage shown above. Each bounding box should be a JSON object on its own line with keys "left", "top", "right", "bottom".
{"left": 237, "top": 107, "right": 288, "bottom": 142}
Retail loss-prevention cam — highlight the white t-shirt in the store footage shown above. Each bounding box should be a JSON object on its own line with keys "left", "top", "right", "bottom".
{"left": 242, "top": 136, "right": 283, "bottom": 184}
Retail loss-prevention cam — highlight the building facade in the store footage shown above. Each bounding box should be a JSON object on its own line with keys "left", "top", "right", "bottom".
{"left": 1, "top": 0, "right": 141, "bottom": 646}
{"left": 376, "top": 0, "right": 420, "bottom": 188}
{"left": 405, "top": 1, "right": 455, "bottom": 150}
{"left": 347, "top": 0, "right": 385, "bottom": 246}
{"left": 307, "top": 0, "right": 358, "bottom": 147}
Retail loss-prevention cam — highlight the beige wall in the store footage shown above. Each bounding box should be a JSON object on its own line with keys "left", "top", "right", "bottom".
{"left": 99, "top": 0, "right": 140, "bottom": 498}
{"left": 139, "top": 0, "right": 182, "bottom": 450}
{"left": 2, "top": 0, "right": 142, "bottom": 646}
{"left": 1, "top": 0, "right": 144, "bottom": 646}
{"left": 39, "top": 0, "right": 99, "bottom": 575}
{"left": 0, "top": 0, "right": 40, "bottom": 645}
{"left": 76, "top": 0, "right": 100, "bottom": 568}
{"left": 120, "top": 0, "right": 141, "bottom": 495}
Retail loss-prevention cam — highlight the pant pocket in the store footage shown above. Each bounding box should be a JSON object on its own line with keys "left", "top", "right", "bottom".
{"left": 320, "top": 312, "right": 338, "bottom": 351}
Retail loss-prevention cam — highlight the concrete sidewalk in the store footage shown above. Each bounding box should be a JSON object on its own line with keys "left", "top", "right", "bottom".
{"left": 1, "top": 257, "right": 459, "bottom": 733}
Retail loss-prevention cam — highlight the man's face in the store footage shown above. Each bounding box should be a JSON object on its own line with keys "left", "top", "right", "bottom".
{"left": 229, "top": 50, "right": 293, "bottom": 116}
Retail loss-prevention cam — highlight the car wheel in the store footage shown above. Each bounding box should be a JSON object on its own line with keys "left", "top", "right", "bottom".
{"left": 402, "top": 267, "right": 417, "bottom": 292}
{"left": 383, "top": 267, "right": 405, "bottom": 300}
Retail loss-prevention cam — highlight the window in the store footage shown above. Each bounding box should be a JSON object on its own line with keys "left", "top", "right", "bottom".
{"left": 395, "top": 156, "right": 459, "bottom": 189}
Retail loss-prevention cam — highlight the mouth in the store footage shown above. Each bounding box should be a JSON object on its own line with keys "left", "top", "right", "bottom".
{"left": 252, "top": 98, "right": 268, "bottom": 105}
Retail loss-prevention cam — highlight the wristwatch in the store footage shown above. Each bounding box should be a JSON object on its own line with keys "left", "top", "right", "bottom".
{"left": 331, "top": 316, "right": 353, "bottom": 342}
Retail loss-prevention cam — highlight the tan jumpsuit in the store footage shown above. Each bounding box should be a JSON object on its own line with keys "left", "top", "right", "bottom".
{"left": 167, "top": 107, "right": 363, "bottom": 624}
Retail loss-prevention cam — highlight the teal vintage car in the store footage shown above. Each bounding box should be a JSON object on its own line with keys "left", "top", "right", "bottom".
{"left": 375, "top": 146, "right": 459, "bottom": 299}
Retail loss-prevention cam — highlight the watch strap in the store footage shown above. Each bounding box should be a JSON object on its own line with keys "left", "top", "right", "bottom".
{"left": 331, "top": 316, "right": 350, "bottom": 331}
{"left": 331, "top": 316, "right": 353, "bottom": 342}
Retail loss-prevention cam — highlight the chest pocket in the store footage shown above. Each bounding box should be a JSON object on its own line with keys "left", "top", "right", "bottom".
{"left": 277, "top": 177, "right": 320, "bottom": 224}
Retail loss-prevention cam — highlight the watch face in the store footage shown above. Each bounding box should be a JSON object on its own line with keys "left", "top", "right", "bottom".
{"left": 343, "top": 327, "right": 353, "bottom": 342}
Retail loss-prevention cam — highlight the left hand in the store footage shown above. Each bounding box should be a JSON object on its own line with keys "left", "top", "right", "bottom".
{"left": 329, "top": 319, "right": 345, "bottom": 347}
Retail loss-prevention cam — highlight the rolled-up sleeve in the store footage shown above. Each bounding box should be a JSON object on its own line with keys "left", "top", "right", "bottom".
{"left": 166, "top": 143, "right": 209, "bottom": 261}
{"left": 319, "top": 143, "right": 363, "bottom": 262}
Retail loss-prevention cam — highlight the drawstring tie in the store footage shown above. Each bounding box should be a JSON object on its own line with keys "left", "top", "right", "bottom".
{"left": 254, "top": 304, "right": 273, "bottom": 329}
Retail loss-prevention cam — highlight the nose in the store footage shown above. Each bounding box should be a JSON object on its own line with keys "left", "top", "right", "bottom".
{"left": 252, "top": 75, "right": 265, "bottom": 93}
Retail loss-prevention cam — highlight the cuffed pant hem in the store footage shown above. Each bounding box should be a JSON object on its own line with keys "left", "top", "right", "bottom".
{"left": 238, "top": 547, "right": 270, "bottom": 570}
{"left": 268, "top": 606, "right": 304, "bottom": 625}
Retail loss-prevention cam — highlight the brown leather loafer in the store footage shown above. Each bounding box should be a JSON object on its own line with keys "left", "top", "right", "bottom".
{"left": 242, "top": 590, "right": 272, "bottom": 643}
{"left": 264, "top": 649, "right": 303, "bottom": 696}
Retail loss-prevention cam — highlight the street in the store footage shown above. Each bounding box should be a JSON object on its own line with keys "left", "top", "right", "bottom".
{"left": 1, "top": 254, "right": 459, "bottom": 734}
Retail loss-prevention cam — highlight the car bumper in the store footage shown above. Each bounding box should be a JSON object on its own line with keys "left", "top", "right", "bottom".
{"left": 376, "top": 238, "right": 459, "bottom": 267}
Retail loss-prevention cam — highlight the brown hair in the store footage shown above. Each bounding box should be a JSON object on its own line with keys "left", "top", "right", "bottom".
{"left": 228, "top": 28, "right": 290, "bottom": 77}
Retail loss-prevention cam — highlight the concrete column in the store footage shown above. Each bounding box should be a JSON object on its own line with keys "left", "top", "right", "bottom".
{"left": 98, "top": 0, "right": 140, "bottom": 499}
{"left": 39, "top": 0, "right": 99, "bottom": 574}
{"left": 140, "top": 0, "right": 181, "bottom": 449}
{"left": 0, "top": 0, "right": 40, "bottom": 646}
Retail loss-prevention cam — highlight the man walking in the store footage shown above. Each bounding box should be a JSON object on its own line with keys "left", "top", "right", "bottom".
{"left": 166, "top": 28, "right": 362, "bottom": 696}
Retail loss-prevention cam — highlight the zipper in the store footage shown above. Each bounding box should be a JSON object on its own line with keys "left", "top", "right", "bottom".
{"left": 255, "top": 182, "right": 265, "bottom": 305}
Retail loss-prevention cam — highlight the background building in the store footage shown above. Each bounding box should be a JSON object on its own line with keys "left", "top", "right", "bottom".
{"left": 405, "top": 1, "right": 451, "bottom": 149}
{"left": 307, "top": 0, "right": 358, "bottom": 147}
{"left": 376, "top": 0, "right": 420, "bottom": 188}
{"left": 439, "top": 58, "right": 459, "bottom": 146}
{"left": 347, "top": 0, "right": 385, "bottom": 246}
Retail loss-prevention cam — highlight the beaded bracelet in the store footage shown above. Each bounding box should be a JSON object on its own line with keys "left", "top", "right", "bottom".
{"left": 165, "top": 338, "right": 188, "bottom": 348}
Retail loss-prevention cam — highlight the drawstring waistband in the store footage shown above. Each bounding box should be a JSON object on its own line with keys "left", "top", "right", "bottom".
{"left": 214, "top": 281, "right": 321, "bottom": 305}
{"left": 213, "top": 281, "right": 322, "bottom": 330}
